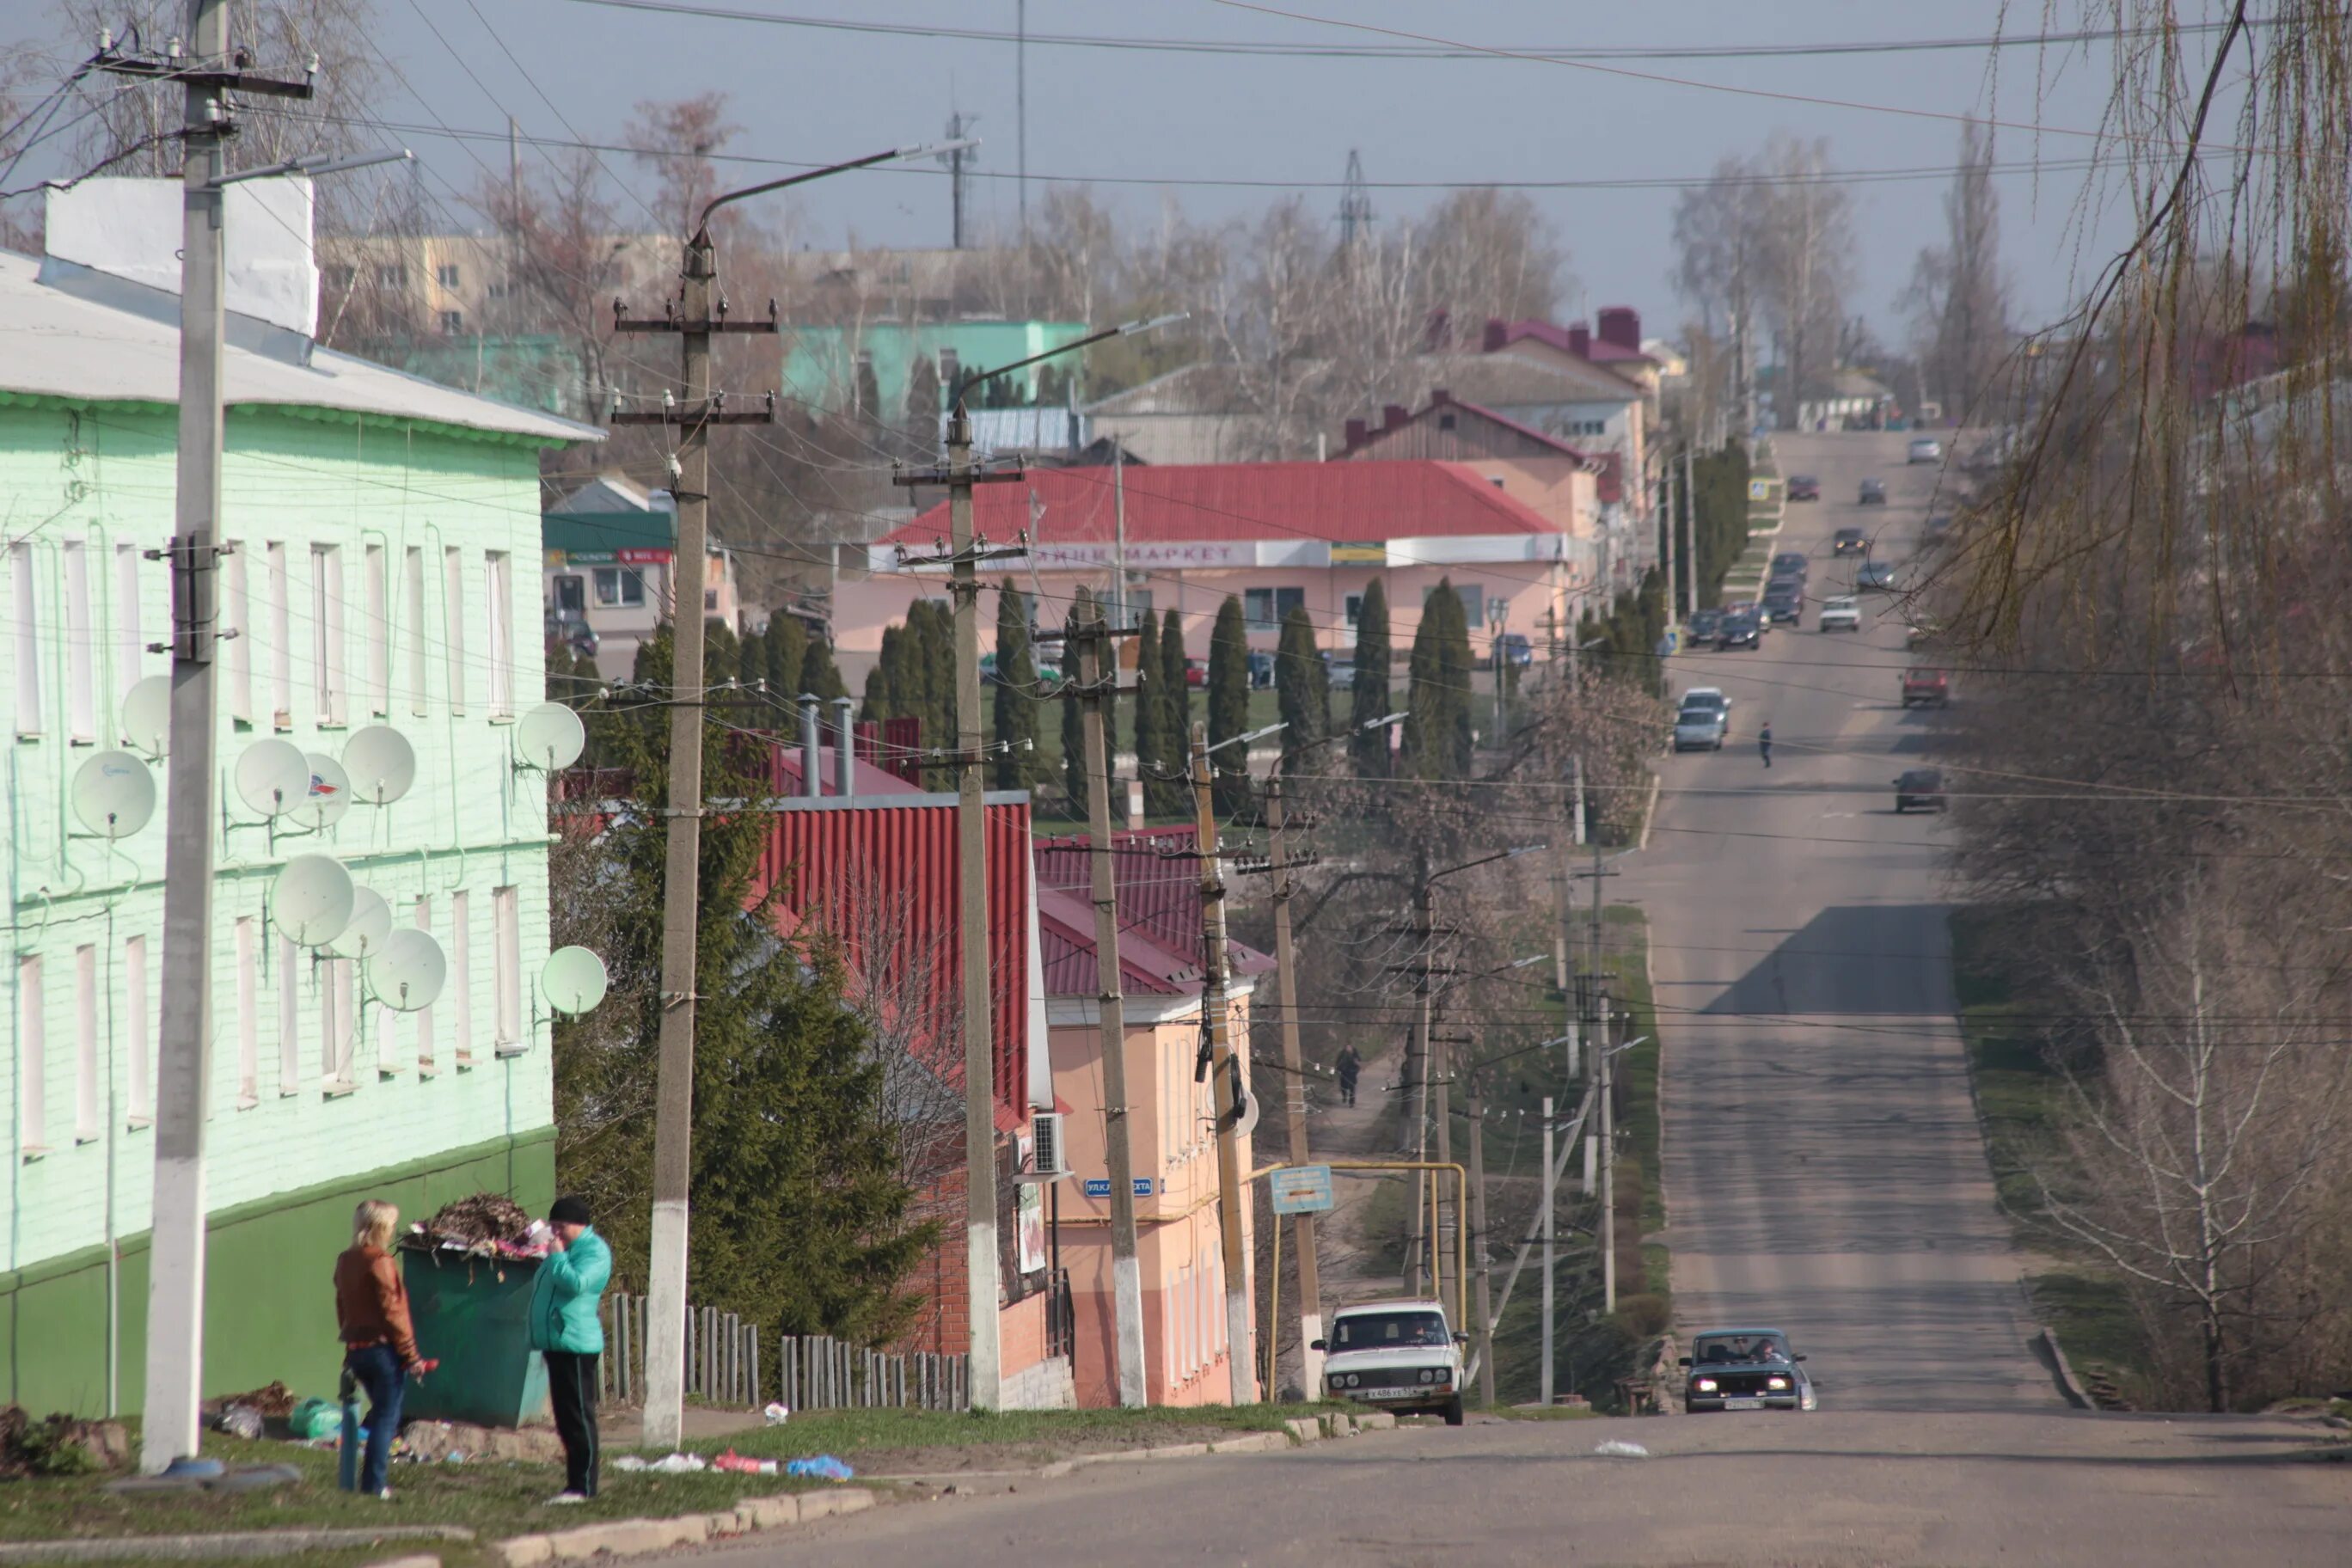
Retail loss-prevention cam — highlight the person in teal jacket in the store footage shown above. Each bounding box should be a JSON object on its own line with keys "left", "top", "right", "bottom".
{"left": 530, "top": 1196, "right": 611, "bottom": 1503}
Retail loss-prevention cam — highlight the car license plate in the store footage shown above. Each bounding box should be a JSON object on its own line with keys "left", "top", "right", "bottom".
{"left": 1360, "top": 1387, "right": 1414, "bottom": 1399}
{"left": 1723, "top": 1397, "right": 1764, "bottom": 1410}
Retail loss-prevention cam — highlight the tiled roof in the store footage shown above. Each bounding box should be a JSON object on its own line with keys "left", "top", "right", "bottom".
{"left": 888, "top": 459, "right": 1563, "bottom": 548}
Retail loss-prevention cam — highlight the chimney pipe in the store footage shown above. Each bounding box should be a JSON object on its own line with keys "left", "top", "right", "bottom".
{"left": 1482, "top": 317, "right": 1508, "bottom": 353}
{"left": 831, "top": 695, "right": 856, "bottom": 798}
{"left": 1381, "top": 404, "right": 1408, "bottom": 431}
{"left": 1597, "top": 306, "right": 1640, "bottom": 352}
{"left": 1343, "top": 417, "right": 1367, "bottom": 449}
{"left": 1567, "top": 322, "right": 1591, "bottom": 359}
{"left": 799, "top": 694, "right": 824, "bottom": 797}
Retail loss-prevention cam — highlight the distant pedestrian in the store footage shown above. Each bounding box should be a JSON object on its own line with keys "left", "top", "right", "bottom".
{"left": 1335, "top": 1045, "right": 1363, "bottom": 1107}
{"left": 531, "top": 1196, "right": 613, "bottom": 1504}
{"left": 1759, "top": 723, "right": 1773, "bottom": 769}
{"left": 333, "top": 1199, "right": 427, "bottom": 1500}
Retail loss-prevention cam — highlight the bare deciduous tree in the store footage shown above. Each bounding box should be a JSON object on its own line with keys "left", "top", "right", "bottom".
{"left": 1903, "top": 116, "right": 2012, "bottom": 423}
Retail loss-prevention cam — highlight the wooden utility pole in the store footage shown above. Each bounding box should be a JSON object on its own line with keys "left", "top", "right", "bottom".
{"left": 1465, "top": 1070, "right": 1496, "bottom": 1408}
{"left": 1071, "top": 602, "right": 1148, "bottom": 1406}
{"left": 1265, "top": 775, "right": 1323, "bottom": 1393}
{"left": 1540, "top": 1094, "right": 1557, "bottom": 1406}
{"left": 1599, "top": 986, "right": 1617, "bottom": 1314}
{"left": 1191, "top": 720, "right": 1258, "bottom": 1403}
{"left": 1401, "top": 876, "right": 1435, "bottom": 1296}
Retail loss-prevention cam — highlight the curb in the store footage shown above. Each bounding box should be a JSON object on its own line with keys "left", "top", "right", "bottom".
{"left": 1033, "top": 1412, "right": 1395, "bottom": 1480}
{"left": 490, "top": 1490, "right": 873, "bottom": 1567}
{"left": 0, "top": 1527, "right": 475, "bottom": 1563}
{"left": 1635, "top": 774, "right": 1661, "bottom": 851}
{"left": 2040, "top": 1326, "right": 2098, "bottom": 1412}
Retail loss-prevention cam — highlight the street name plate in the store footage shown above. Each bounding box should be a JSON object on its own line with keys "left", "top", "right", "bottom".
{"left": 1270, "top": 1164, "right": 1335, "bottom": 1215}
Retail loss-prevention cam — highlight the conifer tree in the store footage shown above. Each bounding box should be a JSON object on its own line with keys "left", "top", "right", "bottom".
{"left": 1276, "top": 604, "right": 1328, "bottom": 775}
{"left": 992, "top": 579, "right": 1041, "bottom": 791}
{"left": 1207, "top": 596, "right": 1253, "bottom": 818}
{"left": 763, "top": 613, "right": 807, "bottom": 701}
{"left": 1149, "top": 607, "right": 1193, "bottom": 818}
{"left": 799, "top": 632, "right": 847, "bottom": 704}
{"left": 1061, "top": 586, "right": 1095, "bottom": 817}
{"left": 1401, "top": 579, "right": 1474, "bottom": 780}
{"left": 1348, "top": 578, "right": 1393, "bottom": 779}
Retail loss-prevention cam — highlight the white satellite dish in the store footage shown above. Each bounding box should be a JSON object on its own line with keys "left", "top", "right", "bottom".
{"left": 270, "top": 854, "right": 355, "bottom": 947}
{"left": 70, "top": 750, "right": 156, "bottom": 838}
{"left": 328, "top": 886, "right": 393, "bottom": 959}
{"left": 293, "top": 752, "right": 352, "bottom": 832}
{"left": 541, "top": 946, "right": 609, "bottom": 1015}
{"left": 367, "top": 928, "right": 447, "bottom": 1013}
{"left": 121, "top": 676, "right": 170, "bottom": 758}
{"left": 342, "top": 726, "right": 417, "bottom": 805}
{"left": 514, "top": 701, "right": 586, "bottom": 771}
{"left": 234, "top": 738, "right": 310, "bottom": 819}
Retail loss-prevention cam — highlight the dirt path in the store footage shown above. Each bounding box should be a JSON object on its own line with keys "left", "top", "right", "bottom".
{"left": 1294, "top": 1045, "right": 1411, "bottom": 1311}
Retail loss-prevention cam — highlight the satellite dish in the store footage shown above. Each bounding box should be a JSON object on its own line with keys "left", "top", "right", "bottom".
{"left": 514, "top": 701, "right": 586, "bottom": 771}
{"left": 70, "top": 750, "right": 156, "bottom": 838}
{"left": 270, "top": 854, "right": 354, "bottom": 947}
{"left": 367, "top": 928, "right": 447, "bottom": 1013}
{"left": 541, "top": 946, "right": 609, "bottom": 1015}
{"left": 293, "top": 752, "right": 352, "bottom": 832}
{"left": 121, "top": 676, "right": 170, "bottom": 758}
{"left": 328, "top": 887, "right": 393, "bottom": 959}
{"left": 234, "top": 739, "right": 310, "bottom": 819}
{"left": 342, "top": 726, "right": 417, "bottom": 805}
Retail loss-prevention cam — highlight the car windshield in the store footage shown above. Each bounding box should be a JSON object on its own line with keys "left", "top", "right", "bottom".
{"left": 1901, "top": 771, "right": 1941, "bottom": 789}
{"left": 1332, "top": 1311, "right": 1450, "bottom": 1350}
{"left": 1693, "top": 1333, "right": 1791, "bottom": 1365}
{"left": 1836, "top": 529, "right": 1863, "bottom": 540}
{"left": 1791, "top": 475, "right": 1816, "bottom": 485}
{"left": 1681, "top": 690, "right": 1724, "bottom": 709}
{"left": 1826, "top": 597, "right": 1856, "bottom": 610}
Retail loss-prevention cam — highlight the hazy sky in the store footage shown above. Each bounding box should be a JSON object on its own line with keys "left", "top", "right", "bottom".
{"left": 22, "top": 1, "right": 2224, "bottom": 338}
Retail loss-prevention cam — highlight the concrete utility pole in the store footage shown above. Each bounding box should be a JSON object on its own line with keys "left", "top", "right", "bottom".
{"left": 1465, "top": 1072, "right": 1496, "bottom": 1407}
{"left": 1681, "top": 444, "right": 1698, "bottom": 620}
{"left": 1190, "top": 720, "right": 1258, "bottom": 1403}
{"left": 1598, "top": 988, "right": 1616, "bottom": 1314}
{"left": 1401, "top": 877, "right": 1435, "bottom": 1296}
{"left": 1264, "top": 775, "right": 1324, "bottom": 1394}
{"left": 1073, "top": 602, "right": 1148, "bottom": 1406}
{"left": 1540, "top": 1095, "right": 1556, "bottom": 1406}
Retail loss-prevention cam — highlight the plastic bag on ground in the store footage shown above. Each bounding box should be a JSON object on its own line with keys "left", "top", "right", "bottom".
{"left": 713, "top": 1449, "right": 779, "bottom": 1475}
{"left": 1594, "top": 1439, "right": 1650, "bottom": 1458}
{"left": 613, "top": 1451, "right": 707, "bottom": 1473}
{"left": 763, "top": 1402, "right": 790, "bottom": 1425}
{"left": 288, "top": 1399, "right": 341, "bottom": 1441}
{"left": 787, "top": 1455, "right": 854, "bottom": 1481}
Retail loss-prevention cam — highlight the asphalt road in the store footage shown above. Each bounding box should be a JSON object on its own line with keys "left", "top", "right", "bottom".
{"left": 699, "top": 1408, "right": 2349, "bottom": 1566}
{"left": 1638, "top": 430, "right": 2051, "bottom": 1412}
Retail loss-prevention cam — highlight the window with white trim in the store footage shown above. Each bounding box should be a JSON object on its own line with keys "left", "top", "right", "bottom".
{"left": 266, "top": 542, "right": 291, "bottom": 728}
{"left": 278, "top": 935, "right": 303, "bottom": 1095}
{"left": 484, "top": 551, "right": 514, "bottom": 717}
{"left": 126, "top": 934, "right": 152, "bottom": 1122}
{"left": 114, "top": 542, "right": 143, "bottom": 701}
{"left": 63, "top": 541, "right": 95, "bottom": 742}
{"left": 232, "top": 919, "right": 257, "bottom": 1107}
{"left": 12, "top": 542, "right": 41, "bottom": 736}
{"left": 364, "top": 542, "right": 389, "bottom": 717}
{"left": 413, "top": 897, "right": 435, "bottom": 1073}
{"left": 223, "top": 542, "right": 252, "bottom": 725}
{"left": 443, "top": 547, "right": 466, "bottom": 714}
{"left": 492, "top": 885, "right": 521, "bottom": 1049}
{"left": 322, "top": 955, "right": 355, "bottom": 1088}
{"left": 73, "top": 946, "right": 98, "bottom": 1142}
{"left": 591, "top": 567, "right": 644, "bottom": 608}
{"left": 404, "top": 547, "right": 427, "bottom": 716}
{"left": 311, "top": 544, "right": 347, "bottom": 725}
{"left": 450, "top": 891, "right": 473, "bottom": 1063}
{"left": 17, "top": 956, "right": 45, "bottom": 1152}
{"left": 1242, "top": 585, "right": 1303, "bottom": 631}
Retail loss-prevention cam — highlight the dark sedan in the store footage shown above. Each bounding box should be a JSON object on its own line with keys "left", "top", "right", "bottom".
{"left": 1769, "top": 552, "right": 1810, "bottom": 579}
{"left": 1785, "top": 475, "right": 1821, "bottom": 501}
{"left": 1715, "top": 611, "right": 1761, "bottom": 650}
{"left": 1832, "top": 527, "right": 1869, "bottom": 557}
{"left": 1761, "top": 581, "right": 1804, "bottom": 627}
{"left": 1681, "top": 1328, "right": 1814, "bottom": 1412}
{"left": 1859, "top": 478, "right": 1888, "bottom": 505}
{"left": 1895, "top": 769, "right": 1947, "bottom": 812}
{"left": 1686, "top": 608, "right": 1724, "bottom": 646}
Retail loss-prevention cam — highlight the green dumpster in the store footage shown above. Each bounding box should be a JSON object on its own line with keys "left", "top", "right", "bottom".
{"left": 399, "top": 1245, "right": 550, "bottom": 1427}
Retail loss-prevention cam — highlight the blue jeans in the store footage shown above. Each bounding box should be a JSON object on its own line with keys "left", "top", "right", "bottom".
{"left": 345, "top": 1344, "right": 405, "bottom": 1494}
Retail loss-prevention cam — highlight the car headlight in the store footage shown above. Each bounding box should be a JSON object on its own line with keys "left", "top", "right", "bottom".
{"left": 1694, "top": 1377, "right": 1718, "bottom": 1393}
{"left": 1767, "top": 1376, "right": 1790, "bottom": 1391}
{"left": 1343, "top": 1373, "right": 1360, "bottom": 1388}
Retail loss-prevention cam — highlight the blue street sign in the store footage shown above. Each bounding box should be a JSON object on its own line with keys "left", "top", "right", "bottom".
{"left": 1270, "top": 1164, "right": 1335, "bottom": 1215}
{"left": 1083, "top": 1177, "right": 1156, "bottom": 1198}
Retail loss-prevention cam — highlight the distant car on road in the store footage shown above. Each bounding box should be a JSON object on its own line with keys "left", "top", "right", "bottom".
{"left": 1901, "top": 667, "right": 1952, "bottom": 707}
{"left": 1185, "top": 658, "right": 1208, "bottom": 688}
{"left": 1908, "top": 436, "right": 1944, "bottom": 464}
{"left": 1856, "top": 560, "right": 1898, "bottom": 591}
{"left": 1681, "top": 1327, "right": 1815, "bottom": 1413}
{"left": 1674, "top": 686, "right": 1731, "bottom": 751}
{"left": 1315, "top": 1299, "right": 1466, "bottom": 1425}
{"left": 1785, "top": 474, "right": 1821, "bottom": 501}
{"left": 1716, "top": 610, "right": 1762, "bottom": 650}
{"left": 1905, "top": 617, "right": 1939, "bottom": 649}
{"left": 1816, "top": 595, "right": 1862, "bottom": 633}
{"left": 1761, "top": 580, "right": 1804, "bottom": 628}
{"left": 1920, "top": 513, "right": 1955, "bottom": 548}
{"left": 1832, "top": 527, "right": 1869, "bottom": 557}
{"left": 1770, "top": 552, "right": 1810, "bottom": 578}
{"left": 1318, "top": 649, "right": 1357, "bottom": 690}
{"left": 1246, "top": 650, "right": 1275, "bottom": 688}
{"left": 1858, "top": 478, "right": 1888, "bottom": 505}
{"left": 1686, "top": 608, "right": 1724, "bottom": 647}
{"left": 1895, "top": 768, "right": 1948, "bottom": 812}
{"left": 1494, "top": 633, "right": 1533, "bottom": 670}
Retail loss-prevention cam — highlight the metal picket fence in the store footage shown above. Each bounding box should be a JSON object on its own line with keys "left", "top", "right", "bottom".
{"left": 596, "top": 1293, "right": 971, "bottom": 1411}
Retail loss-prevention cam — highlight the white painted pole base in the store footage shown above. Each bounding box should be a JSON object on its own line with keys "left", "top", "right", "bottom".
{"left": 1112, "top": 1253, "right": 1148, "bottom": 1408}
{"left": 641, "top": 1197, "right": 690, "bottom": 1450}
{"left": 968, "top": 1220, "right": 1002, "bottom": 1411}
{"left": 138, "top": 1154, "right": 208, "bottom": 1474}
{"left": 1226, "top": 1285, "right": 1258, "bottom": 1404}
{"left": 1299, "top": 1309, "right": 1326, "bottom": 1397}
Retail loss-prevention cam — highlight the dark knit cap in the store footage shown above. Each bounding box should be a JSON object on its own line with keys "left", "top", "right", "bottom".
{"left": 548, "top": 1195, "right": 592, "bottom": 1227}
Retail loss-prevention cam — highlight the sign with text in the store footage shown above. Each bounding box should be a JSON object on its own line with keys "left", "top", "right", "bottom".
{"left": 1082, "top": 1177, "right": 1156, "bottom": 1199}
{"left": 1269, "top": 1164, "right": 1335, "bottom": 1215}
{"left": 1329, "top": 541, "right": 1386, "bottom": 566}
{"left": 1031, "top": 541, "right": 1253, "bottom": 572}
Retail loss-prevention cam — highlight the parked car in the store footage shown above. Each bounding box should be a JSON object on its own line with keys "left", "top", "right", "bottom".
{"left": 1894, "top": 768, "right": 1948, "bottom": 812}
{"left": 1716, "top": 610, "right": 1762, "bottom": 650}
{"left": 1816, "top": 595, "right": 1861, "bottom": 633}
{"left": 1245, "top": 649, "right": 1275, "bottom": 688}
{"left": 545, "top": 613, "right": 598, "bottom": 659}
{"left": 1674, "top": 702, "right": 1730, "bottom": 751}
{"left": 1908, "top": 436, "right": 1944, "bottom": 464}
{"left": 1900, "top": 667, "right": 1952, "bottom": 707}
{"left": 1770, "top": 552, "right": 1810, "bottom": 579}
{"left": 1856, "top": 560, "right": 1898, "bottom": 591}
{"left": 1858, "top": 478, "right": 1888, "bottom": 505}
{"left": 1905, "top": 617, "right": 1939, "bottom": 649}
{"left": 1761, "top": 580, "right": 1804, "bottom": 628}
{"left": 1920, "top": 513, "right": 1955, "bottom": 547}
{"left": 1681, "top": 1327, "right": 1816, "bottom": 1413}
{"left": 1832, "top": 527, "right": 1869, "bottom": 557}
{"left": 1494, "top": 633, "right": 1533, "bottom": 670}
{"left": 1185, "top": 658, "right": 1208, "bottom": 688}
{"left": 1314, "top": 1299, "right": 1467, "bottom": 1425}
{"left": 1785, "top": 474, "right": 1821, "bottom": 501}
{"left": 1686, "top": 608, "right": 1724, "bottom": 647}
{"left": 1679, "top": 685, "right": 1730, "bottom": 717}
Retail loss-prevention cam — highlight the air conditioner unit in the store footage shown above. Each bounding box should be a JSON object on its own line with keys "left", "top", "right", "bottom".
{"left": 1031, "top": 1111, "right": 1071, "bottom": 1179}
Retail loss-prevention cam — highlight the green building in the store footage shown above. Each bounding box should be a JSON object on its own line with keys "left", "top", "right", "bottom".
{"left": 781, "top": 319, "right": 1090, "bottom": 420}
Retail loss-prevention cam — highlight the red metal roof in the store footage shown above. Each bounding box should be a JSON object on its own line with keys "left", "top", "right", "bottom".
{"left": 887, "top": 459, "right": 1564, "bottom": 549}
{"left": 1033, "top": 830, "right": 1272, "bottom": 1000}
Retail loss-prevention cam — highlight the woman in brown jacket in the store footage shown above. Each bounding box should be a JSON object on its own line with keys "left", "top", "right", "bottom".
{"left": 333, "top": 1200, "right": 426, "bottom": 1498}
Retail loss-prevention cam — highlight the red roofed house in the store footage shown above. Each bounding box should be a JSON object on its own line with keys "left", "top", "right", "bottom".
{"left": 1032, "top": 829, "right": 1271, "bottom": 1406}
{"left": 832, "top": 459, "right": 1578, "bottom": 684}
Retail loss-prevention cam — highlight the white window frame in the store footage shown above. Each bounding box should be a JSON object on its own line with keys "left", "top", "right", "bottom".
{"left": 63, "top": 540, "right": 95, "bottom": 742}
{"left": 232, "top": 919, "right": 257, "bottom": 1109}
{"left": 450, "top": 891, "right": 473, "bottom": 1063}
{"left": 114, "top": 541, "right": 144, "bottom": 701}
{"left": 363, "top": 542, "right": 389, "bottom": 717}
{"left": 277, "top": 935, "right": 303, "bottom": 1095}
{"left": 12, "top": 542, "right": 41, "bottom": 737}
{"left": 592, "top": 566, "right": 645, "bottom": 609}
{"left": 443, "top": 546, "right": 467, "bottom": 714}
{"left": 413, "top": 897, "right": 435, "bottom": 1075}
{"left": 72, "top": 945, "right": 98, "bottom": 1143}
{"left": 404, "top": 546, "right": 428, "bottom": 716}
{"left": 311, "top": 543, "right": 347, "bottom": 726}
{"left": 492, "top": 885, "right": 522, "bottom": 1051}
{"left": 126, "top": 934, "right": 152, "bottom": 1123}
{"left": 223, "top": 541, "right": 251, "bottom": 725}
{"left": 17, "top": 956, "right": 45, "bottom": 1153}
{"left": 322, "top": 955, "right": 356, "bottom": 1091}
{"left": 484, "top": 551, "right": 514, "bottom": 718}
{"left": 266, "top": 542, "right": 292, "bottom": 729}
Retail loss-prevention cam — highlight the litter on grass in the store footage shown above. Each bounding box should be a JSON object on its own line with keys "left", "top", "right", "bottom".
{"left": 763, "top": 1402, "right": 791, "bottom": 1425}
{"left": 787, "top": 1455, "right": 854, "bottom": 1481}
{"left": 613, "top": 1452, "right": 707, "bottom": 1473}
{"left": 713, "top": 1449, "right": 780, "bottom": 1476}
{"left": 1594, "top": 1440, "right": 1651, "bottom": 1458}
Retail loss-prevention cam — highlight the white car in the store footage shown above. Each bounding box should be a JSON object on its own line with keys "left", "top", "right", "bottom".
{"left": 1817, "top": 596, "right": 1862, "bottom": 633}
{"left": 1315, "top": 1299, "right": 1467, "bottom": 1425}
{"left": 1908, "top": 436, "right": 1943, "bottom": 464}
